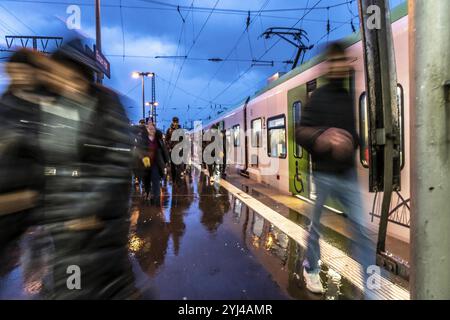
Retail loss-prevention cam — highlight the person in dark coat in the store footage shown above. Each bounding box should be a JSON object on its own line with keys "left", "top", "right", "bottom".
{"left": 165, "top": 116, "right": 184, "bottom": 182}
{"left": 30, "top": 38, "right": 137, "bottom": 299}
{"left": 137, "top": 121, "right": 169, "bottom": 204}
{"left": 0, "top": 49, "right": 43, "bottom": 269}
{"left": 296, "top": 42, "right": 375, "bottom": 297}
{"left": 131, "top": 119, "right": 147, "bottom": 186}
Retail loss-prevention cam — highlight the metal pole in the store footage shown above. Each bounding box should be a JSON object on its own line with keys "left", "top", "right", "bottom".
{"left": 95, "top": 0, "right": 103, "bottom": 84}
{"left": 151, "top": 105, "right": 154, "bottom": 124}
{"left": 357, "top": 0, "right": 400, "bottom": 254}
{"left": 141, "top": 75, "right": 145, "bottom": 120}
{"left": 410, "top": 0, "right": 450, "bottom": 300}
{"left": 152, "top": 75, "right": 156, "bottom": 126}
{"left": 32, "top": 37, "right": 37, "bottom": 51}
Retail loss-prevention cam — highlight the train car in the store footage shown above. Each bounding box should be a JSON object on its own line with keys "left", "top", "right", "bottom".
{"left": 197, "top": 3, "right": 410, "bottom": 245}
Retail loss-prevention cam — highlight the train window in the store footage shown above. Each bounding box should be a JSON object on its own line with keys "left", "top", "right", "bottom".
{"left": 359, "top": 85, "right": 405, "bottom": 169}
{"left": 293, "top": 101, "right": 303, "bottom": 158}
{"left": 359, "top": 92, "right": 370, "bottom": 168}
{"left": 396, "top": 84, "right": 405, "bottom": 169}
{"left": 307, "top": 79, "right": 317, "bottom": 98}
{"left": 267, "top": 115, "right": 287, "bottom": 158}
{"left": 232, "top": 124, "right": 240, "bottom": 147}
{"left": 251, "top": 118, "right": 262, "bottom": 148}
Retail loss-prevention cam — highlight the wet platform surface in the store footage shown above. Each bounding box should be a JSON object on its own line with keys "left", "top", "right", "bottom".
{"left": 224, "top": 173, "right": 410, "bottom": 263}
{"left": 0, "top": 171, "right": 362, "bottom": 300}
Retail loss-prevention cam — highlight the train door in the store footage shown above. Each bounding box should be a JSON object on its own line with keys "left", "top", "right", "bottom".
{"left": 313, "top": 75, "right": 354, "bottom": 213}
{"left": 288, "top": 74, "right": 354, "bottom": 207}
{"left": 287, "top": 83, "right": 309, "bottom": 197}
{"left": 287, "top": 78, "right": 327, "bottom": 199}
{"left": 306, "top": 79, "right": 320, "bottom": 201}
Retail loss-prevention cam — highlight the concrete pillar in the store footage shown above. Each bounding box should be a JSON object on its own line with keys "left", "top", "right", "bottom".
{"left": 410, "top": 0, "right": 450, "bottom": 299}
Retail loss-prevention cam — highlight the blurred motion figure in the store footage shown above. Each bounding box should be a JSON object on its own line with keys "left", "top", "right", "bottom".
{"left": 296, "top": 42, "right": 375, "bottom": 297}
{"left": 0, "top": 49, "right": 43, "bottom": 264}
{"left": 36, "top": 39, "right": 136, "bottom": 299}
{"left": 0, "top": 38, "right": 138, "bottom": 299}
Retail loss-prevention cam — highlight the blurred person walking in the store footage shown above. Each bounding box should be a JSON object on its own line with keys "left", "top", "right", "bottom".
{"left": 132, "top": 119, "right": 148, "bottom": 187}
{"left": 296, "top": 42, "right": 376, "bottom": 297}
{"left": 30, "top": 38, "right": 137, "bottom": 299}
{"left": 165, "top": 116, "right": 183, "bottom": 182}
{"left": 0, "top": 49, "right": 43, "bottom": 268}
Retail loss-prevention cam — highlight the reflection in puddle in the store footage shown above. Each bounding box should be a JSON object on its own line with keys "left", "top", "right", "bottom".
{"left": 231, "top": 198, "right": 353, "bottom": 300}
{"left": 1, "top": 171, "right": 357, "bottom": 300}
{"left": 325, "top": 268, "right": 343, "bottom": 300}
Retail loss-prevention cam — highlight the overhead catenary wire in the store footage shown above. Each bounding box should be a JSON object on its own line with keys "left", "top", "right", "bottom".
{"left": 196, "top": 0, "right": 321, "bottom": 114}
{"left": 157, "top": 74, "right": 232, "bottom": 106}
{"left": 166, "top": 0, "right": 220, "bottom": 108}
{"left": 0, "top": 19, "right": 21, "bottom": 35}
{"left": 119, "top": 0, "right": 125, "bottom": 61}
{"left": 191, "top": 0, "right": 195, "bottom": 44}
{"left": 283, "top": 0, "right": 310, "bottom": 72}
{"left": 0, "top": 0, "right": 354, "bottom": 24}
{"left": 190, "top": 0, "right": 271, "bottom": 119}
{"left": 106, "top": 54, "right": 292, "bottom": 65}
{"left": 221, "top": 6, "right": 354, "bottom": 103}
{"left": 162, "top": 19, "right": 187, "bottom": 111}
{"left": 0, "top": 3, "right": 36, "bottom": 35}
{"left": 259, "top": 15, "right": 267, "bottom": 51}
{"left": 161, "top": 4, "right": 192, "bottom": 110}
{"left": 309, "top": 16, "right": 355, "bottom": 58}
{"left": 171, "top": 0, "right": 354, "bottom": 121}
{"left": 138, "top": 0, "right": 355, "bottom": 14}
{"left": 124, "top": 82, "right": 142, "bottom": 96}
{"left": 1, "top": 0, "right": 361, "bottom": 125}
{"left": 208, "top": 0, "right": 324, "bottom": 106}
{"left": 186, "top": 0, "right": 323, "bottom": 121}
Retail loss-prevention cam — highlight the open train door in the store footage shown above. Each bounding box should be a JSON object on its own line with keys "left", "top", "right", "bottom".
{"left": 357, "top": 0, "right": 403, "bottom": 274}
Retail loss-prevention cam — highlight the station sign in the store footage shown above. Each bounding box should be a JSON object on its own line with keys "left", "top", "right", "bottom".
{"left": 94, "top": 46, "right": 110, "bottom": 79}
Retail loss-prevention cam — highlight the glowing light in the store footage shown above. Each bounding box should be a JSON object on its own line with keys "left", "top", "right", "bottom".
{"left": 265, "top": 233, "right": 274, "bottom": 250}
{"left": 129, "top": 234, "right": 144, "bottom": 253}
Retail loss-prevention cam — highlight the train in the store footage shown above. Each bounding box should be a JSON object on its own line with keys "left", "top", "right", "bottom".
{"left": 191, "top": 3, "right": 410, "bottom": 247}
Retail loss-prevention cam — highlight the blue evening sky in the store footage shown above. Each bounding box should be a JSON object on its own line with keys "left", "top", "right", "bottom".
{"left": 0, "top": 0, "right": 405, "bottom": 130}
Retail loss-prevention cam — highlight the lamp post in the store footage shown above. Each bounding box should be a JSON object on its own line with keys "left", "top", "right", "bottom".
{"left": 95, "top": 0, "right": 103, "bottom": 84}
{"left": 132, "top": 71, "right": 155, "bottom": 119}
{"left": 145, "top": 101, "right": 159, "bottom": 125}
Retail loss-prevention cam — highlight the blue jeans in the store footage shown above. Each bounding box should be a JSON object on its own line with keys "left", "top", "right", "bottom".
{"left": 143, "top": 165, "right": 161, "bottom": 200}
{"left": 304, "top": 168, "right": 376, "bottom": 288}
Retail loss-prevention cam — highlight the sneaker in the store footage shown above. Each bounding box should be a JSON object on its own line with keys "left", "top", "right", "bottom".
{"left": 303, "top": 269, "right": 325, "bottom": 294}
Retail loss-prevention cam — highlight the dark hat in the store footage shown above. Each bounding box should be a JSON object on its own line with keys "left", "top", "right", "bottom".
{"left": 172, "top": 116, "right": 179, "bottom": 122}
{"left": 325, "top": 41, "right": 350, "bottom": 59}
{"left": 7, "top": 48, "right": 41, "bottom": 68}
{"left": 52, "top": 37, "right": 102, "bottom": 78}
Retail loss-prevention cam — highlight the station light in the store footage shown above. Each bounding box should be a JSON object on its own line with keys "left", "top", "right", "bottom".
{"left": 132, "top": 71, "right": 156, "bottom": 120}
{"left": 131, "top": 71, "right": 154, "bottom": 78}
